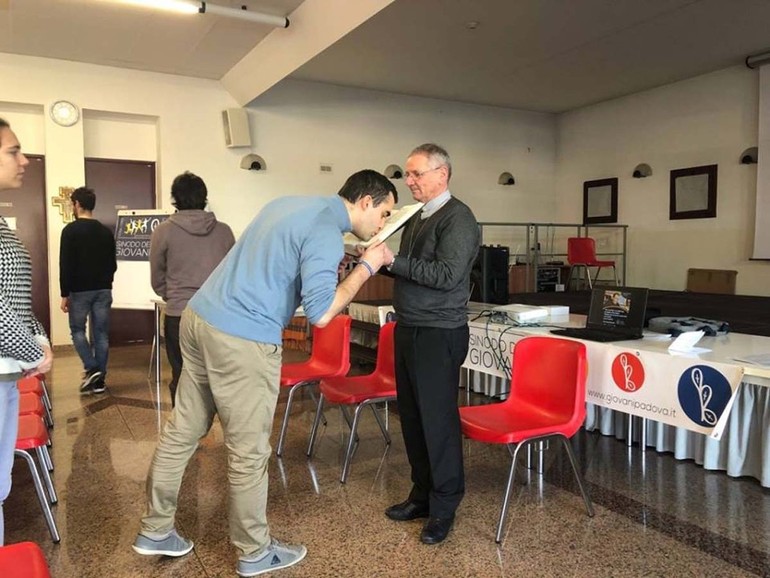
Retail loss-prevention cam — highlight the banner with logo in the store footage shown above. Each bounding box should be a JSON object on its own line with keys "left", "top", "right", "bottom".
{"left": 115, "top": 211, "right": 170, "bottom": 262}
{"left": 464, "top": 321, "right": 745, "bottom": 439}
{"left": 112, "top": 209, "right": 172, "bottom": 310}
{"left": 464, "top": 322, "right": 528, "bottom": 379}
{"left": 585, "top": 345, "right": 744, "bottom": 439}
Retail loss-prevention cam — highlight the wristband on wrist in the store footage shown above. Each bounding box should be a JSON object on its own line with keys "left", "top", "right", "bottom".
{"left": 359, "top": 259, "right": 375, "bottom": 277}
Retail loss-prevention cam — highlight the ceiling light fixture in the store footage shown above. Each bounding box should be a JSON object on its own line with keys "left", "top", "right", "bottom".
{"left": 746, "top": 49, "right": 770, "bottom": 69}
{"left": 117, "top": 0, "right": 289, "bottom": 28}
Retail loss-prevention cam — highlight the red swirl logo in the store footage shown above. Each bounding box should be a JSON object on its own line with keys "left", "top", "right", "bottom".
{"left": 611, "top": 352, "right": 645, "bottom": 392}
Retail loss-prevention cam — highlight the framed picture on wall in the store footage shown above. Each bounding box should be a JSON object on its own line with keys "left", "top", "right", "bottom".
{"left": 670, "top": 164, "right": 717, "bottom": 220}
{"left": 583, "top": 177, "right": 618, "bottom": 224}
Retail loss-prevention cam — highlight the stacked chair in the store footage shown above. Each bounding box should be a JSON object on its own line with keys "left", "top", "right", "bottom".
{"left": 13, "top": 375, "right": 59, "bottom": 543}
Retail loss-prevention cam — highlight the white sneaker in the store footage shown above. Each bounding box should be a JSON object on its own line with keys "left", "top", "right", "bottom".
{"left": 132, "top": 529, "right": 193, "bottom": 557}
{"left": 237, "top": 538, "right": 307, "bottom": 577}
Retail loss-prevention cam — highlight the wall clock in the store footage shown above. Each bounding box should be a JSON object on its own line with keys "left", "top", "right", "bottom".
{"left": 50, "top": 100, "right": 80, "bottom": 127}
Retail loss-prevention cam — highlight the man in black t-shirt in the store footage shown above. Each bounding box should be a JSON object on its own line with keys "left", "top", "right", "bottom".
{"left": 59, "top": 187, "right": 117, "bottom": 394}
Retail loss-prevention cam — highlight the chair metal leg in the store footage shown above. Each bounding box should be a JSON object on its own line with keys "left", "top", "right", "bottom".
{"left": 39, "top": 379, "right": 52, "bottom": 411}
{"left": 277, "top": 380, "right": 313, "bottom": 456}
{"left": 14, "top": 449, "right": 60, "bottom": 543}
{"left": 566, "top": 266, "right": 575, "bottom": 291}
{"left": 35, "top": 380, "right": 54, "bottom": 429}
{"left": 537, "top": 440, "right": 545, "bottom": 474}
{"left": 341, "top": 404, "right": 366, "bottom": 484}
{"left": 306, "top": 395, "right": 326, "bottom": 457}
{"left": 559, "top": 435, "right": 594, "bottom": 517}
{"left": 339, "top": 406, "right": 360, "bottom": 445}
{"left": 369, "top": 401, "right": 391, "bottom": 445}
{"left": 496, "top": 441, "right": 527, "bottom": 543}
{"left": 308, "top": 388, "right": 328, "bottom": 427}
{"left": 35, "top": 446, "right": 57, "bottom": 504}
{"left": 40, "top": 443, "right": 53, "bottom": 472}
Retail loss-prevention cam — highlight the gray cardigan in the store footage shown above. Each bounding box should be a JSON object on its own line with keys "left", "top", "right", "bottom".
{"left": 149, "top": 210, "right": 235, "bottom": 316}
{"left": 390, "top": 197, "right": 479, "bottom": 328}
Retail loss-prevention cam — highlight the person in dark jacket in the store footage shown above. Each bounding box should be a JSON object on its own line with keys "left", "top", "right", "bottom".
{"left": 150, "top": 171, "right": 235, "bottom": 406}
{"left": 384, "top": 143, "right": 480, "bottom": 545}
{"left": 59, "top": 186, "right": 117, "bottom": 395}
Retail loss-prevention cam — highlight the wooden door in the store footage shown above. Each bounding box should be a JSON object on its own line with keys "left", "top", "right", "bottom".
{"left": 85, "top": 158, "right": 156, "bottom": 345}
{"left": 0, "top": 155, "right": 50, "bottom": 336}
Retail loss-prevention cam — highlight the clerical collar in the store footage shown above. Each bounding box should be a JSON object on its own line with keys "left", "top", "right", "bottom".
{"left": 420, "top": 190, "right": 451, "bottom": 220}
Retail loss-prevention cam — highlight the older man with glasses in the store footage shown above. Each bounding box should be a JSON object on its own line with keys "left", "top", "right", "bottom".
{"left": 383, "top": 143, "right": 480, "bottom": 544}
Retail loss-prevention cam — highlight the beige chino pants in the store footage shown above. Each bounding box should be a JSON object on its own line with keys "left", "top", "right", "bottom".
{"left": 140, "top": 308, "right": 282, "bottom": 557}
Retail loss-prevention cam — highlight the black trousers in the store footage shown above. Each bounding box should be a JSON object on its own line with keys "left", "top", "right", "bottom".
{"left": 164, "top": 315, "right": 183, "bottom": 407}
{"left": 394, "top": 324, "right": 469, "bottom": 519}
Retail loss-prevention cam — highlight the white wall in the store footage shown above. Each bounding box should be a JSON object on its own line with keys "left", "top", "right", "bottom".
{"left": 246, "top": 79, "right": 557, "bottom": 223}
{"left": 556, "top": 66, "right": 769, "bottom": 295}
{"left": 0, "top": 55, "right": 558, "bottom": 344}
{"left": 0, "top": 53, "right": 259, "bottom": 344}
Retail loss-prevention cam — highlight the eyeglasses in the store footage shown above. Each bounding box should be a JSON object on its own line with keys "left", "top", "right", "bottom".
{"left": 404, "top": 166, "right": 443, "bottom": 180}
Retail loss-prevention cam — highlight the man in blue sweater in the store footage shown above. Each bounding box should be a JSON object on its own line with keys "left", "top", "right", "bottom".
{"left": 133, "top": 169, "right": 396, "bottom": 577}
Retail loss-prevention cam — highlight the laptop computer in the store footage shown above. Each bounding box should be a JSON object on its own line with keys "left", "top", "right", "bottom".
{"left": 551, "top": 286, "right": 649, "bottom": 342}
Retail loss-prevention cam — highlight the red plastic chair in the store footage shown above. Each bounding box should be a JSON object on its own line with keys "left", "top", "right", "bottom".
{"left": 0, "top": 541, "right": 51, "bottom": 578}
{"left": 276, "top": 314, "right": 352, "bottom": 456}
{"left": 460, "top": 336, "right": 594, "bottom": 543}
{"left": 306, "top": 322, "right": 397, "bottom": 483}
{"left": 14, "top": 415, "right": 60, "bottom": 543}
{"left": 17, "top": 377, "right": 53, "bottom": 428}
{"left": 19, "top": 392, "right": 51, "bottom": 429}
{"left": 18, "top": 392, "right": 45, "bottom": 419}
{"left": 566, "top": 237, "right": 619, "bottom": 290}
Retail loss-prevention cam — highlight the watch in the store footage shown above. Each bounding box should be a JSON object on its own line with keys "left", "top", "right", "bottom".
{"left": 50, "top": 100, "right": 80, "bottom": 127}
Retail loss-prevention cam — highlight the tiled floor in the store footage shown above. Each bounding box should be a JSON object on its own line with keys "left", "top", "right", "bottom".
{"left": 5, "top": 344, "right": 770, "bottom": 577}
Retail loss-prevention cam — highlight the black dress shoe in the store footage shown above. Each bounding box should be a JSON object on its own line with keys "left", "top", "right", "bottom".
{"left": 420, "top": 516, "right": 454, "bottom": 544}
{"left": 385, "top": 499, "right": 430, "bottom": 521}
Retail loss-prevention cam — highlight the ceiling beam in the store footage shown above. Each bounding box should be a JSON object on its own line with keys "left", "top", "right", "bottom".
{"left": 221, "top": 0, "right": 396, "bottom": 106}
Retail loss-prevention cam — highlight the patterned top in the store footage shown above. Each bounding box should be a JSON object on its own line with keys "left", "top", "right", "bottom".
{"left": 0, "top": 216, "right": 46, "bottom": 374}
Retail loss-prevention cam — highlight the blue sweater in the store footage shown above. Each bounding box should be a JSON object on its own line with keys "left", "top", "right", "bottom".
{"left": 190, "top": 196, "right": 350, "bottom": 345}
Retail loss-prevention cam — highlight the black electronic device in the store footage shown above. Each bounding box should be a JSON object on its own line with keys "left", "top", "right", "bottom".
{"left": 470, "top": 245, "right": 509, "bottom": 304}
{"left": 551, "top": 286, "right": 649, "bottom": 342}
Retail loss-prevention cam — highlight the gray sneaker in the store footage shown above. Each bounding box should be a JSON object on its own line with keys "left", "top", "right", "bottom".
{"left": 132, "top": 529, "right": 194, "bottom": 557}
{"left": 237, "top": 539, "right": 307, "bottom": 577}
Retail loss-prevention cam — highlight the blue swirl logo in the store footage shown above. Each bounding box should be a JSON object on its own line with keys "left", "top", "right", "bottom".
{"left": 677, "top": 365, "right": 732, "bottom": 427}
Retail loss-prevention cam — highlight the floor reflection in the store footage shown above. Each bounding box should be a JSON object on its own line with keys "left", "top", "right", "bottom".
{"left": 4, "top": 344, "right": 769, "bottom": 577}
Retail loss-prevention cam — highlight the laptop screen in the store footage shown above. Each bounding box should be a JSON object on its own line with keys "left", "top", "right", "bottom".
{"left": 586, "top": 287, "right": 649, "bottom": 332}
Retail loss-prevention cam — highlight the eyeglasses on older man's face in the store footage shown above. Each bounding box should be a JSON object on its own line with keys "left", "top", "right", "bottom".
{"left": 404, "top": 166, "right": 444, "bottom": 181}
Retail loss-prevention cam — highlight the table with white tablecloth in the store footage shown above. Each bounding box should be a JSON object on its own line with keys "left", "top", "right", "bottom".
{"left": 462, "top": 306, "right": 770, "bottom": 487}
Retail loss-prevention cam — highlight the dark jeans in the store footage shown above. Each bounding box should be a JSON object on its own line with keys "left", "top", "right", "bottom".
{"left": 68, "top": 289, "right": 112, "bottom": 376}
{"left": 394, "top": 324, "right": 470, "bottom": 519}
{"left": 164, "top": 315, "right": 183, "bottom": 406}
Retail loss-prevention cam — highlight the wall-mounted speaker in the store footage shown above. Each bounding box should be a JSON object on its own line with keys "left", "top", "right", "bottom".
{"left": 222, "top": 108, "right": 252, "bottom": 148}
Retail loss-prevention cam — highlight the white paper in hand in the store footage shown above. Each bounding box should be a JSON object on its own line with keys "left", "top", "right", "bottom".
{"left": 343, "top": 203, "right": 423, "bottom": 254}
